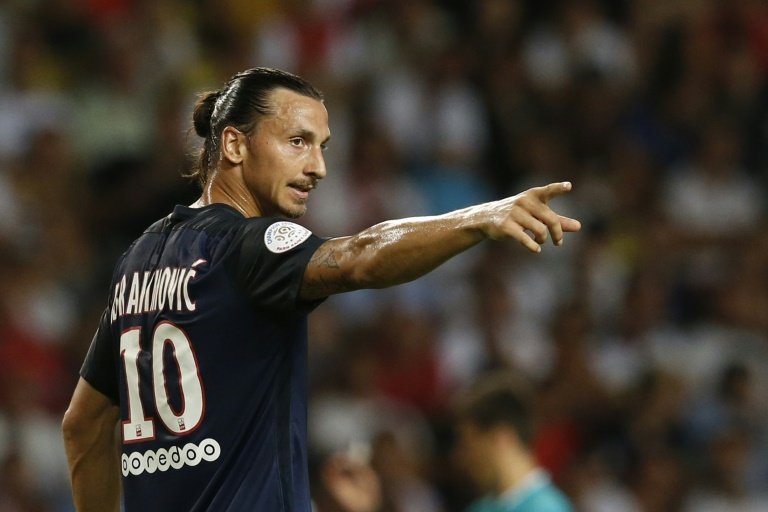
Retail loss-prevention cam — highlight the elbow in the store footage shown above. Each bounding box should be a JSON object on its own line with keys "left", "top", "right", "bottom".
{"left": 304, "top": 234, "right": 402, "bottom": 295}
{"left": 331, "top": 237, "right": 384, "bottom": 290}
{"left": 348, "top": 265, "right": 377, "bottom": 290}
{"left": 62, "top": 406, "right": 92, "bottom": 448}
{"left": 344, "top": 242, "right": 412, "bottom": 290}
{"left": 347, "top": 259, "right": 403, "bottom": 289}
{"left": 344, "top": 243, "right": 387, "bottom": 289}
{"left": 62, "top": 407, "right": 81, "bottom": 444}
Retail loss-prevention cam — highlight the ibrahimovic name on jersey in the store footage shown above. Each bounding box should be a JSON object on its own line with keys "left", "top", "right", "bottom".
{"left": 80, "top": 203, "right": 325, "bottom": 511}
{"left": 109, "top": 263, "right": 200, "bottom": 323}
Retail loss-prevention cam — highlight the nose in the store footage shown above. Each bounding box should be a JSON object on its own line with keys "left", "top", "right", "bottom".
{"left": 306, "top": 147, "right": 327, "bottom": 180}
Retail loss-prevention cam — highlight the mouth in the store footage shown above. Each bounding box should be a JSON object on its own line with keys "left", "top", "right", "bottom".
{"left": 288, "top": 182, "right": 315, "bottom": 200}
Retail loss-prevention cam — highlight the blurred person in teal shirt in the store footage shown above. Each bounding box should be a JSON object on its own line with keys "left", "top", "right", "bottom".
{"left": 455, "top": 373, "right": 573, "bottom": 512}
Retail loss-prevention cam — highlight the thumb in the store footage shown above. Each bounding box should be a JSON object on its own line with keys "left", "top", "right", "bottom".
{"left": 559, "top": 215, "right": 581, "bottom": 232}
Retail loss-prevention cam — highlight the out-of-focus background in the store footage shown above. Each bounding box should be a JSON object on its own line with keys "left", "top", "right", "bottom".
{"left": 1, "top": 0, "right": 767, "bottom": 510}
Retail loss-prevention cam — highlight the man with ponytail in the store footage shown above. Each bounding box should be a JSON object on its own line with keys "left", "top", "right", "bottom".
{"left": 62, "top": 67, "right": 580, "bottom": 511}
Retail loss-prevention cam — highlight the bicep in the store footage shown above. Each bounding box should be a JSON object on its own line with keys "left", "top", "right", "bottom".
{"left": 64, "top": 377, "right": 120, "bottom": 436}
{"left": 300, "top": 237, "right": 361, "bottom": 301}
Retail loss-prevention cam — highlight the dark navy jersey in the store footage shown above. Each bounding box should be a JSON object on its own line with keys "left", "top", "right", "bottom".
{"left": 80, "top": 203, "right": 326, "bottom": 512}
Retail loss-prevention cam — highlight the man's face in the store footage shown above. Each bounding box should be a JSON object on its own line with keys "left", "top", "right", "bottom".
{"left": 242, "top": 88, "right": 330, "bottom": 218}
{"left": 456, "top": 421, "right": 498, "bottom": 492}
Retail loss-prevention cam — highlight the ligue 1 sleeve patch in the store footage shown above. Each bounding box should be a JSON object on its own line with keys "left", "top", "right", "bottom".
{"left": 264, "top": 221, "right": 313, "bottom": 253}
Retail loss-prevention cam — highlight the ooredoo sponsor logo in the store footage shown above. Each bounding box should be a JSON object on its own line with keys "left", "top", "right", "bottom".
{"left": 121, "top": 438, "right": 221, "bottom": 476}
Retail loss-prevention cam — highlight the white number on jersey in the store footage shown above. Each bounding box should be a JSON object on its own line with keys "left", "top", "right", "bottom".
{"left": 120, "top": 323, "right": 204, "bottom": 443}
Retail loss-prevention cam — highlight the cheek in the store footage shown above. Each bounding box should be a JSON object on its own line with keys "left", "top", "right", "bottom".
{"left": 269, "top": 150, "right": 304, "bottom": 182}
{"left": 246, "top": 148, "right": 289, "bottom": 189}
{"left": 270, "top": 140, "right": 302, "bottom": 162}
{"left": 251, "top": 138, "right": 290, "bottom": 167}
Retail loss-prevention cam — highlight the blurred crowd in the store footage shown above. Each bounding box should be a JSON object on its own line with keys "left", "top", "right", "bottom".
{"left": 1, "top": 0, "right": 767, "bottom": 510}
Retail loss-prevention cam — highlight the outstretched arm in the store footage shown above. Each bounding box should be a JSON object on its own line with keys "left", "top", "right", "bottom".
{"left": 300, "top": 182, "right": 581, "bottom": 300}
{"left": 62, "top": 378, "right": 121, "bottom": 512}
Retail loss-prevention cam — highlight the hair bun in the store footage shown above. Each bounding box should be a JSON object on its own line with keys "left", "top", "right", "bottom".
{"left": 192, "top": 91, "right": 221, "bottom": 138}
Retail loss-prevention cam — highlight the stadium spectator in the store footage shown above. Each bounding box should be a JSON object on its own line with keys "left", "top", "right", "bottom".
{"left": 454, "top": 372, "right": 573, "bottom": 512}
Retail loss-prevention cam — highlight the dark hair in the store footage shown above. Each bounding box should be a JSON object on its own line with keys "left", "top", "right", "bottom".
{"left": 454, "top": 372, "right": 534, "bottom": 446}
{"left": 190, "top": 67, "right": 323, "bottom": 186}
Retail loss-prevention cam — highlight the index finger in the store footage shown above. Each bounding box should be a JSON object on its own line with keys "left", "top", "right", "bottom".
{"left": 535, "top": 181, "right": 573, "bottom": 202}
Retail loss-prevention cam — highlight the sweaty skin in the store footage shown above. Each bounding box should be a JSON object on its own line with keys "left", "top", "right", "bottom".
{"left": 300, "top": 182, "right": 580, "bottom": 300}
{"left": 194, "top": 88, "right": 329, "bottom": 219}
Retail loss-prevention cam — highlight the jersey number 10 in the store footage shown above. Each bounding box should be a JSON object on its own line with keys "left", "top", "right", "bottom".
{"left": 120, "top": 321, "right": 205, "bottom": 443}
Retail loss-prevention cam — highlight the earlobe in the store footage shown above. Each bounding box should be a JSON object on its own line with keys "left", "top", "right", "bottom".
{"left": 220, "top": 127, "right": 246, "bottom": 165}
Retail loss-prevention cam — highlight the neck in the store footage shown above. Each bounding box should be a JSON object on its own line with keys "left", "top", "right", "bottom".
{"left": 193, "top": 166, "right": 262, "bottom": 218}
{"left": 495, "top": 450, "right": 538, "bottom": 495}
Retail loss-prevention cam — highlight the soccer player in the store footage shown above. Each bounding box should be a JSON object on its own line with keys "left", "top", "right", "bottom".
{"left": 61, "top": 67, "right": 581, "bottom": 511}
{"left": 455, "top": 373, "right": 574, "bottom": 512}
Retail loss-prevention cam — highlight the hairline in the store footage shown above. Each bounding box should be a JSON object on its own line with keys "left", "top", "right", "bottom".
{"left": 241, "top": 86, "right": 326, "bottom": 135}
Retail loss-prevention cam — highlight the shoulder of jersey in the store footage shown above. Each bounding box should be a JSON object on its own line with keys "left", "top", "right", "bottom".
{"left": 263, "top": 221, "right": 313, "bottom": 253}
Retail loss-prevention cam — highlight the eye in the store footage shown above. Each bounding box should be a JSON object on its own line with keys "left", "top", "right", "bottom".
{"left": 320, "top": 143, "right": 329, "bottom": 152}
{"left": 289, "top": 137, "right": 306, "bottom": 148}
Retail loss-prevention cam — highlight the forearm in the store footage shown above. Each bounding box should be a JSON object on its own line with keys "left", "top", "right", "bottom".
{"left": 63, "top": 379, "right": 121, "bottom": 512}
{"left": 350, "top": 208, "right": 488, "bottom": 283}
{"left": 302, "top": 207, "right": 486, "bottom": 299}
{"left": 300, "top": 182, "right": 580, "bottom": 300}
{"left": 64, "top": 417, "right": 121, "bottom": 512}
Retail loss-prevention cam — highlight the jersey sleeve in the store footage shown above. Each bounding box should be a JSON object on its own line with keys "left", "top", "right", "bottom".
{"left": 231, "top": 218, "right": 326, "bottom": 312}
{"left": 80, "top": 308, "right": 119, "bottom": 404}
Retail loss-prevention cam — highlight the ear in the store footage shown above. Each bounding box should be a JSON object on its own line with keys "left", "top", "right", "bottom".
{"left": 220, "top": 126, "right": 248, "bottom": 165}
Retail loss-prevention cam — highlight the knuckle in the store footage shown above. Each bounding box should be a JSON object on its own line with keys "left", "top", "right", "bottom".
{"left": 518, "top": 195, "right": 535, "bottom": 207}
{"left": 507, "top": 205, "right": 525, "bottom": 220}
